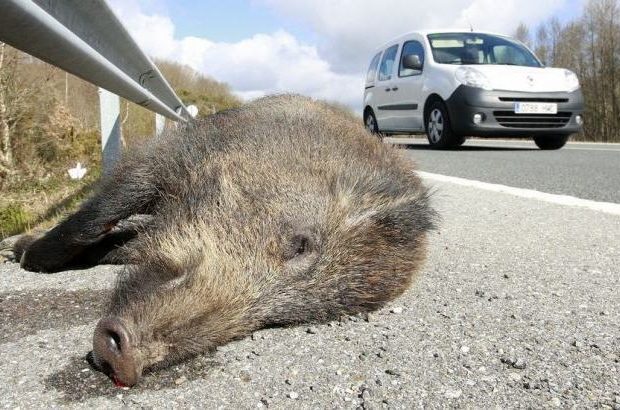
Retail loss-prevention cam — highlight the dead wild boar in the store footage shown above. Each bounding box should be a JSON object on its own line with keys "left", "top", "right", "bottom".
{"left": 14, "top": 95, "right": 435, "bottom": 387}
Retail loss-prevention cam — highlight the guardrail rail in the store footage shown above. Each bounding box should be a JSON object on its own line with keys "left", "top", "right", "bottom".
{"left": 0, "top": 0, "right": 191, "bottom": 172}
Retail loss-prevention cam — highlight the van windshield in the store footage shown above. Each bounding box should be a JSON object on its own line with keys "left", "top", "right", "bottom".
{"left": 427, "top": 33, "right": 542, "bottom": 67}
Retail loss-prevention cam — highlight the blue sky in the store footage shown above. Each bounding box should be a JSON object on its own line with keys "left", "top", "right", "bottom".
{"left": 110, "top": 0, "right": 589, "bottom": 109}
{"left": 164, "top": 0, "right": 312, "bottom": 42}
{"left": 556, "top": 0, "right": 587, "bottom": 22}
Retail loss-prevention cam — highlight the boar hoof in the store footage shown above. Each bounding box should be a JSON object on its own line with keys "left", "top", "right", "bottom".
{"left": 0, "top": 231, "right": 46, "bottom": 265}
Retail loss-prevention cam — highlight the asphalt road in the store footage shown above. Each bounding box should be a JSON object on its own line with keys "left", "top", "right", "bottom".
{"left": 388, "top": 137, "right": 620, "bottom": 203}
{"left": 1, "top": 144, "right": 619, "bottom": 408}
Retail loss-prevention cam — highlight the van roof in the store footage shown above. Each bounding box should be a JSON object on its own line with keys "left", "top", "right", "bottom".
{"left": 374, "top": 29, "right": 511, "bottom": 52}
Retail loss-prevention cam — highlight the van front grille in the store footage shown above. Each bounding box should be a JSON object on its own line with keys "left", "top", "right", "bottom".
{"left": 498, "top": 97, "right": 569, "bottom": 103}
{"left": 493, "top": 111, "right": 572, "bottom": 129}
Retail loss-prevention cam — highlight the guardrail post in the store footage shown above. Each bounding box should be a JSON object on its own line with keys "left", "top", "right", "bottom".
{"left": 155, "top": 113, "right": 165, "bottom": 136}
{"left": 98, "top": 87, "right": 122, "bottom": 175}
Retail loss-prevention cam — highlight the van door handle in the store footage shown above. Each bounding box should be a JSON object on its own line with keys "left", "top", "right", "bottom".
{"left": 385, "top": 88, "right": 391, "bottom": 92}
{"left": 392, "top": 87, "right": 399, "bottom": 91}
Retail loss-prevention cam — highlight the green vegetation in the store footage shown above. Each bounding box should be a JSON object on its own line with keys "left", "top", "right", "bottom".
{"left": 0, "top": 44, "right": 241, "bottom": 239}
{"left": 156, "top": 59, "right": 241, "bottom": 115}
{"left": 1, "top": 168, "right": 100, "bottom": 237}
{"left": 0, "top": 203, "right": 31, "bottom": 238}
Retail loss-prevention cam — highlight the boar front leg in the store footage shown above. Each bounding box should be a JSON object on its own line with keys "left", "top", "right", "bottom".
{"left": 20, "top": 173, "right": 158, "bottom": 273}
{"left": 65, "top": 214, "right": 154, "bottom": 268}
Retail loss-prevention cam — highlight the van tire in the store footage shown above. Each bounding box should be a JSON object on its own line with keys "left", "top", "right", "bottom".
{"left": 425, "top": 100, "right": 459, "bottom": 148}
{"left": 533, "top": 135, "right": 569, "bottom": 150}
{"left": 364, "top": 110, "right": 381, "bottom": 138}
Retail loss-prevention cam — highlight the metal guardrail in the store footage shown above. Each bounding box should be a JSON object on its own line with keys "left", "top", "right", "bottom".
{"left": 0, "top": 0, "right": 189, "bottom": 121}
{"left": 0, "top": 0, "right": 193, "bottom": 173}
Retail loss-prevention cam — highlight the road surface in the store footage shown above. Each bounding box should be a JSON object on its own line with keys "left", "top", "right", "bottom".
{"left": 390, "top": 137, "right": 620, "bottom": 203}
{"left": 1, "top": 139, "right": 618, "bottom": 408}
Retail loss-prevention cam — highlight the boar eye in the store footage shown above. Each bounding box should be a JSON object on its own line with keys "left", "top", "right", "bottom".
{"left": 285, "top": 234, "right": 315, "bottom": 260}
{"left": 294, "top": 235, "right": 309, "bottom": 256}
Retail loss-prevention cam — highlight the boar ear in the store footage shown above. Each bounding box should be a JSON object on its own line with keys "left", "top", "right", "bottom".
{"left": 377, "top": 191, "right": 436, "bottom": 237}
{"left": 335, "top": 169, "right": 437, "bottom": 239}
{"left": 350, "top": 191, "right": 437, "bottom": 239}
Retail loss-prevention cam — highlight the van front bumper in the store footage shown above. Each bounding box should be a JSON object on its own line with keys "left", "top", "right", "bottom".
{"left": 445, "top": 85, "right": 584, "bottom": 137}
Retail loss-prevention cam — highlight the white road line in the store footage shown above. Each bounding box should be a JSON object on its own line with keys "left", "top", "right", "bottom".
{"left": 462, "top": 142, "right": 620, "bottom": 152}
{"left": 556, "top": 147, "right": 620, "bottom": 152}
{"left": 464, "top": 142, "right": 620, "bottom": 152}
{"left": 386, "top": 138, "right": 620, "bottom": 152}
{"left": 418, "top": 171, "right": 620, "bottom": 216}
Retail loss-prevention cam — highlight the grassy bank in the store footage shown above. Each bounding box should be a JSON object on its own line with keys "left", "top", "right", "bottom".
{"left": 0, "top": 165, "right": 100, "bottom": 239}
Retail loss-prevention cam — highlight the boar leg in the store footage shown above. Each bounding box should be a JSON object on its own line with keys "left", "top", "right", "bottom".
{"left": 66, "top": 215, "right": 153, "bottom": 268}
{"left": 20, "top": 177, "right": 158, "bottom": 273}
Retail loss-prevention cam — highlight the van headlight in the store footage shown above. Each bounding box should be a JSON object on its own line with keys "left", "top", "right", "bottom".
{"left": 564, "top": 69, "right": 580, "bottom": 92}
{"left": 455, "top": 67, "right": 493, "bottom": 90}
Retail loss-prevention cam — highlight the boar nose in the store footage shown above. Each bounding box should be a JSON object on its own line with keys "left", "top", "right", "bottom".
{"left": 93, "top": 317, "right": 140, "bottom": 387}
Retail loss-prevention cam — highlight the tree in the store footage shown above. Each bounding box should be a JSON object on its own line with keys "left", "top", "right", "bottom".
{"left": 580, "top": 0, "right": 620, "bottom": 141}
{"left": 514, "top": 22, "right": 532, "bottom": 48}
{"left": 0, "top": 42, "right": 12, "bottom": 177}
{"left": 0, "top": 43, "right": 65, "bottom": 182}
{"left": 535, "top": 25, "right": 550, "bottom": 65}
{"left": 548, "top": 17, "right": 563, "bottom": 64}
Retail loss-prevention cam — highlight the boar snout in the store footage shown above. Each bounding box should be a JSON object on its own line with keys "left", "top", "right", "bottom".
{"left": 91, "top": 317, "right": 141, "bottom": 387}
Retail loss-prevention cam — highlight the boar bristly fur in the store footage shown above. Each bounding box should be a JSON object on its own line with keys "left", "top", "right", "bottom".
{"left": 19, "top": 95, "right": 436, "bottom": 386}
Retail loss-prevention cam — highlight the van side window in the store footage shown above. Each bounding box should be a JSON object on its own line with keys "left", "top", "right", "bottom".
{"left": 378, "top": 45, "right": 398, "bottom": 81}
{"left": 399, "top": 41, "right": 425, "bottom": 77}
{"left": 366, "top": 52, "right": 382, "bottom": 85}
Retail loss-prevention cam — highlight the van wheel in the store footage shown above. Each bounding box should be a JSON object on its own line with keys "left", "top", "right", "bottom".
{"left": 364, "top": 110, "right": 379, "bottom": 136}
{"left": 534, "top": 135, "right": 569, "bottom": 150}
{"left": 425, "top": 101, "right": 459, "bottom": 148}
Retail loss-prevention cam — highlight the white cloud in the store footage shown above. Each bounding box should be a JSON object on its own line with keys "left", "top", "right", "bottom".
{"left": 260, "top": 0, "right": 574, "bottom": 73}
{"left": 109, "top": 1, "right": 179, "bottom": 58}
{"left": 108, "top": 0, "right": 362, "bottom": 108}
{"left": 108, "top": 0, "right": 577, "bottom": 111}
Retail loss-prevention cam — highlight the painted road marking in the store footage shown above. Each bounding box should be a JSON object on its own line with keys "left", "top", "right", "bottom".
{"left": 463, "top": 144, "right": 620, "bottom": 152}
{"left": 463, "top": 143, "right": 620, "bottom": 152}
{"left": 386, "top": 138, "right": 620, "bottom": 152}
{"left": 564, "top": 147, "right": 620, "bottom": 152}
{"left": 418, "top": 171, "right": 620, "bottom": 216}
{"left": 466, "top": 144, "right": 620, "bottom": 152}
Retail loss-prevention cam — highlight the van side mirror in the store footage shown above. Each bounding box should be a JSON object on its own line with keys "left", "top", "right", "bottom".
{"left": 402, "top": 54, "right": 423, "bottom": 71}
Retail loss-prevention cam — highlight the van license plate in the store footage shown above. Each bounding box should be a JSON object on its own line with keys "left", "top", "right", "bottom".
{"left": 514, "top": 102, "right": 558, "bottom": 114}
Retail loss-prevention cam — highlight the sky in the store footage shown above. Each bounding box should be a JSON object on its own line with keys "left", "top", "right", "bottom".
{"left": 108, "top": 0, "right": 587, "bottom": 111}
